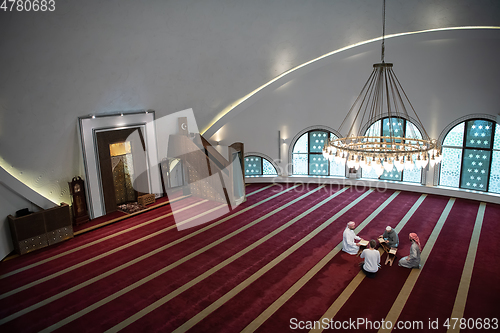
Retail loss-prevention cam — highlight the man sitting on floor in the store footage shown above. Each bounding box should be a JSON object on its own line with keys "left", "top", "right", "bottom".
{"left": 342, "top": 221, "right": 361, "bottom": 255}
{"left": 381, "top": 226, "right": 399, "bottom": 249}
{"left": 360, "top": 239, "right": 381, "bottom": 278}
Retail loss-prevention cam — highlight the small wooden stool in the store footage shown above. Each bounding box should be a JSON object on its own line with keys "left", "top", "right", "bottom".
{"left": 356, "top": 239, "right": 369, "bottom": 256}
{"left": 385, "top": 247, "right": 398, "bottom": 266}
{"left": 378, "top": 236, "right": 390, "bottom": 253}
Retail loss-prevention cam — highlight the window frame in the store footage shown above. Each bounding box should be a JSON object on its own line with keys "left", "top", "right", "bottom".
{"left": 360, "top": 116, "right": 423, "bottom": 184}
{"left": 244, "top": 154, "right": 278, "bottom": 177}
{"left": 290, "top": 128, "right": 345, "bottom": 177}
{"left": 439, "top": 117, "right": 498, "bottom": 192}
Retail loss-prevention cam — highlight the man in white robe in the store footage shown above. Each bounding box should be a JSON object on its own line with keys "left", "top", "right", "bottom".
{"left": 342, "top": 221, "right": 361, "bottom": 255}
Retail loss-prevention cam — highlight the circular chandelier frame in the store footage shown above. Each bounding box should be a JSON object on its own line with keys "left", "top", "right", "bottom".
{"left": 328, "top": 136, "right": 438, "bottom": 158}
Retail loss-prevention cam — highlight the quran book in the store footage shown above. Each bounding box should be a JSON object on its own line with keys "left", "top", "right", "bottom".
{"left": 359, "top": 240, "right": 369, "bottom": 246}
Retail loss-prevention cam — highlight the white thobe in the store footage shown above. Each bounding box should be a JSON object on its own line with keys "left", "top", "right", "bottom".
{"left": 342, "top": 227, "right": 361, "bottom": 255}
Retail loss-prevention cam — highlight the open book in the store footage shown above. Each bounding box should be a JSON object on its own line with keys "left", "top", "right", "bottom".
{"left": 359, "top": 239, "right": 369, "bottom": 246}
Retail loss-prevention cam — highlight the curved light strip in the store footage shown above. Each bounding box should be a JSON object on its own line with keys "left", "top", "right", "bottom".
{"left": 201, "top": 26, "right": 500, "bottom": 137}
{"left": 1, "top": 27, "right": 499, "bottom": 206}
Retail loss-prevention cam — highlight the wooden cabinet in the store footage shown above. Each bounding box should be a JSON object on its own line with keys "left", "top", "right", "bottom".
{"left": 8, "top": 203, "right": 73, "bottom": 255}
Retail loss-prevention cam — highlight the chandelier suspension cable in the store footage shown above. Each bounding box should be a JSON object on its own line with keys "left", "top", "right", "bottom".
{"left": 381, "top": 0, "right": 386, "bottom": 63}
{"left": 337, "top": 69, "right": 378, "bottom": 135}
{"left": 324, "top": 0, "right": 442, "bottom": 172}
{"left": 347, "top": 70, "right": 379, "bottom": 137}
{"left": 391, "top": 72, "right": 433, "bottom": 141}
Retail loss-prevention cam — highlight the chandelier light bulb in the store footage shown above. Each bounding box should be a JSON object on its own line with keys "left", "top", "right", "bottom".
{"left": 359, "top": 156, "right": 367, "bottom": 169}
{"left": 421, "top": 154, "right": 429, "bottom": 168}
{"left": 395, "top": 157, "right": 405, "bottom": 172}
{"left": 363, "top": 160, "right": 372, "bottom": 172}
{"left": 415, "top": 155, "right": 423, "bottom": 169}
{"left": 429, "top": 155, "right": 436, "bottom": 167}
{"left": 375, "top": 164, "right": 384, "bottom": 176}
{"left": 383, "top": 157, "right": 394, "bottom": 172}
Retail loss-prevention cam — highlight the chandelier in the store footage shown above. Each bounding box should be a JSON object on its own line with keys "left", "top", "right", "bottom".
{"left": 323, "top": 0, "right": 441, "bottom": 177}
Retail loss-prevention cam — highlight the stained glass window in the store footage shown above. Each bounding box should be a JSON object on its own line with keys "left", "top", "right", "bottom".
{"left": 464, "top": 120, "right": 493, "bottom": 149}
{"left": 489, "top": 151, "right": 500, "bottom": 194}
{"left": 361, "top": 117, "right": 422, "bottom": 183}
{"left": 245, "top": 156, "right": 262, "bottom": 176}
{"left": 291, "top": 130, "right": 345, "bottom": 177}
{"left": 442, "top": 122, "right": 464, "bottom": 147}
{"left": 440, "top": 118, "right": 499, "bottom": 193}
{"left": 309, "top": 155, "right": 328, "bottom": 175}
{"left": 493, "top": 124, "right": 500, "bottom": 150}
{"left": 380, "top": 165, "right": 402, "bottom": 181}
{"left": 460, "top": 149, "right": 490, "bottom": 191}
{"left": 262, "top": 159, "right": 278, "bottom": 175}
{"left": 402, "top": 165, "right": 422, "bottom": 183}
{"left": 245, "top": 155, "right": 278, "bottom": 177}
{"left": 439, "top": 147, "right": 462, "bottom": 188}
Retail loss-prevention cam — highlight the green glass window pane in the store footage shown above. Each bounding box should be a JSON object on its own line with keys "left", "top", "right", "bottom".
{"left": 439, "top": 147, "right": 462, "bottom": 188}
{"left": 245, "top": 156, "right": 262, "bottom": 175}
{"left": 382, "top": 117, "right": 405, "bottom": 138}
{"left": 464, "top": 120, "right": 493, "bottom": 149}
{"left": 262, "top": 159, "right": 278, "bottom": 175}
{"left": 309, "top": 131, "right": 328, "bottom": 153}
{"left": 309, "top": 154, "right": 328, "bottom": 175}
{"left": 293, "top": 133, "right": 308, "bottom": 154}
{"left": 460, "top": 149, "right": 490, "bottom": 191}
{"left": 380, "top": 164, "right": 402, "bottom": 181}
{"left": 329, "top": 159, "right": 345, "bottom": 177}
{"left": 443, "top": 122, "right": 464, "bottom": 147}
{"left": 292, "top": 154, "right": 308, "bottom": 175}
{"left": 494, "top": 123, "right": 500, "bottom": 150}
{"left": 330, "top": 133, "right": 339, "bottom": 140}
{"left": 489, "top": 151, "right": 500, "bottom": 194}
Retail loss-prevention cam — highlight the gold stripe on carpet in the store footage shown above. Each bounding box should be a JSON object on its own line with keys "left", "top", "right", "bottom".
{"left": 306, "top": 193, "right": 427, "bottom": 333}
{"left": 37, "top": 185, "right": 321, "bottom": 332}
{"left": 244, "top": 190, "right": 409, "bottom": 333}
{"left": 75, "top": 185, "right": 272, "bottom": 235}
{"left": 0, "top": 200, "right": 209, "bottom": 279}
{"left": 1, "top": 185, "right": 272, "bottom": 278}
{"left": 447, "top": 202, "right": 486, "bottom": 333}
{"left": 377, "top": 197, "right": 456, "bottom": 333}
{"left": 165, "top": 189, "right": 374, "bottom": 333}
{"left": 1, "top": 185, "right": 299, "bottom": 326}
{"left": 0, "top": 204, "right": 226, "bottom": 300}
{"left": 73, "top": 194, "right": 190, "bottom": 236}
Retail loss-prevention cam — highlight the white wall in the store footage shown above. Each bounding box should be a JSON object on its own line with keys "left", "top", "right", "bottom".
{"left": 0, "top": 1, "right": 499, "bottom": 218}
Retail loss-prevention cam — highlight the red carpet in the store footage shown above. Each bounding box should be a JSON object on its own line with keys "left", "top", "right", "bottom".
{"left": 0, "top": 183, "right": 499, "bottom": 333}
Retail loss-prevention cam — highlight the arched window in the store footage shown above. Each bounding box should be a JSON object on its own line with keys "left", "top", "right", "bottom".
{"left": 439, "top": 118, "right": 500, "bottom": 193}
{"left": 292, "top": 130, "right": 345, "bottom": 177}
{"left": 361, "top": 117, "right": 423, "bottom": 183}
{"left": 244, "top": 155, "right": 278, "bottom": 177}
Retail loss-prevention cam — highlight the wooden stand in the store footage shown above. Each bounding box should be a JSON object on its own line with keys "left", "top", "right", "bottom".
{"left": 356, "top": 239, "right": 369, "bottom": 256}
{"left": 385, "top": 247, "right": 398, "bottom": 266}
{"left": 378, "top": 236, "right": 390, "bottom": 253}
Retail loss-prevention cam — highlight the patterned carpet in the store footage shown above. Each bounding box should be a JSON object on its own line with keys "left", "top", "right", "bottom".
{"left": 0, "top": 183, "right": 498, "bottom": 332}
